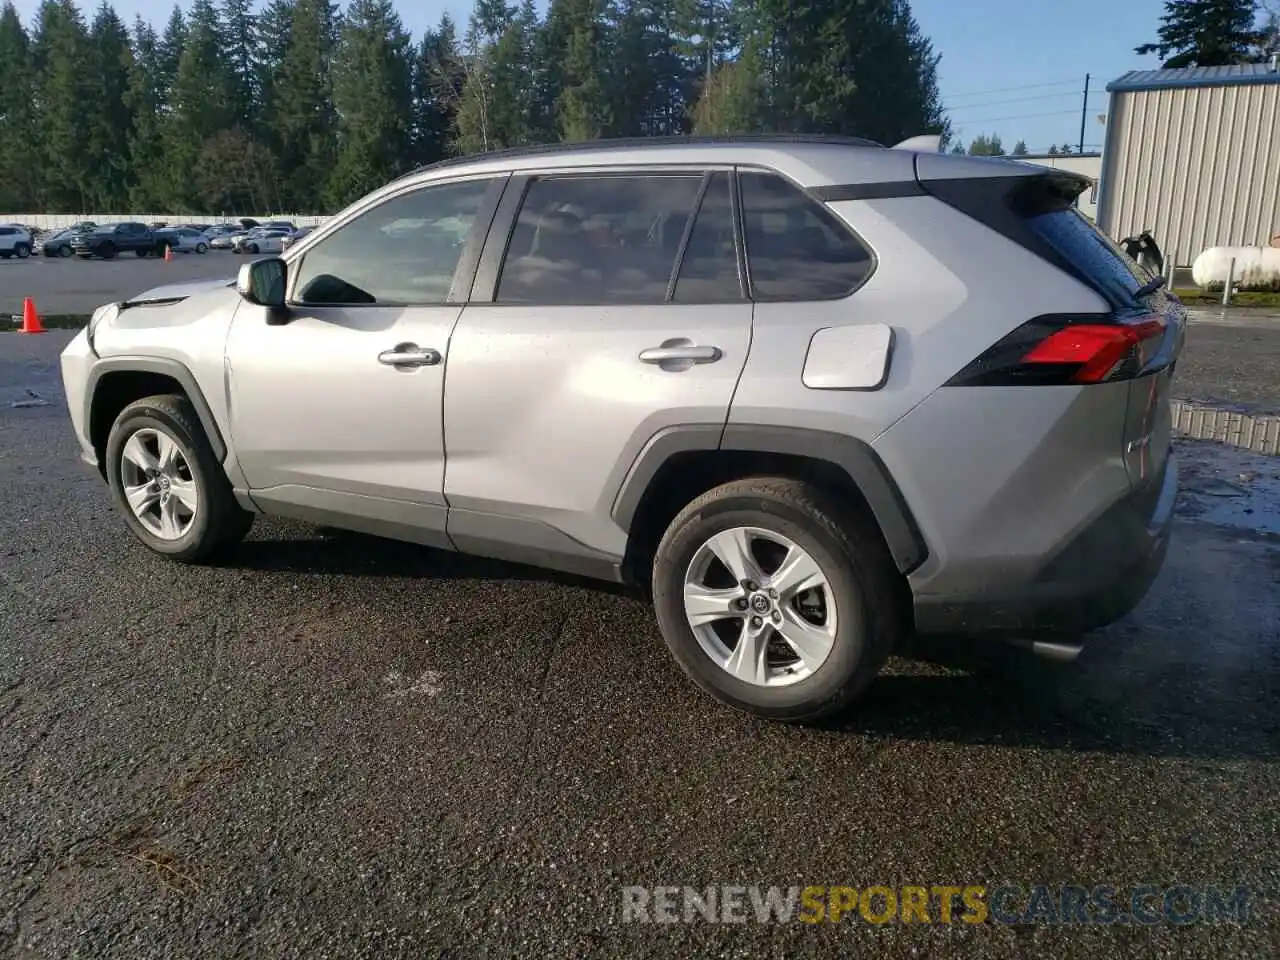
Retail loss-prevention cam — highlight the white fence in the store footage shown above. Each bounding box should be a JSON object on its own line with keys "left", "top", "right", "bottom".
{"left": 1, "top": 213, "right": 330, "bottom": 230}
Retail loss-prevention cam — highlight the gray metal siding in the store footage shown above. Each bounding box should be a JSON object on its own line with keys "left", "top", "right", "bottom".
{"left": 1098, "top": 82, "right": 1280, "bottom": 266}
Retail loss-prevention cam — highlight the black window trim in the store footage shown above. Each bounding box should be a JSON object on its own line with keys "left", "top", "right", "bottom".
{"left": 284, "top": 173, "right": 508, "bottom": 309}
{"left": 735, "top": 165, "right": 880, "bottom": 303}
{"left": 468, "top": 166, "right": 748, "bottom": 308}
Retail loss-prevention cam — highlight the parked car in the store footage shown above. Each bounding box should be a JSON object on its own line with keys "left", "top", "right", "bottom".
{"left": 233, "top": 227, "right": 293, "bottom": 254}
{"left": 0, "top": 223, "right": 34, "bottom": 259}
{"left": 154, "top": 227, "right": 211, "bottom": 255}
{"left": 40, "top": 226, "right": 94, "bottom": 257}
{"left": 209, "top": 229, "right": 246, "bottom": 250}
{"left": 70, "top": 221, "right": 161, "bottom": 259}
{"left": 57, "top": 135, "right": 1186, "bottom": 722}
{"left": 280, "top": 226, "right": 314, "bottom": 252}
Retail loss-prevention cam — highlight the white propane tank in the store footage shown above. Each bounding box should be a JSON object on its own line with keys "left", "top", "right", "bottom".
{"left": 1191, "top": 246, "right": 1280, "bottom": 290}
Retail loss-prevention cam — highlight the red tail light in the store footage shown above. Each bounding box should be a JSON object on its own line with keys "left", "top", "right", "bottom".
{"left": 947, "top": 314, "right": 1169, "bottom": 387}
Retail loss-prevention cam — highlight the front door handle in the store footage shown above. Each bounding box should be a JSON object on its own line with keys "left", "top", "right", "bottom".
{"left": 638, "top": 343, "right": 722, "bottom": 365}
{"left": 378, "top": 343, "right": 442, "bottom": 368}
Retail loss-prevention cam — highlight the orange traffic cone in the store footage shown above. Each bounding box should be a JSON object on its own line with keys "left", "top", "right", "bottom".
{"left": 18, "top": 297, "right": 45, "bottom": 334}
{"left": 163, "top": 244, "right": 173, "bottom": 262}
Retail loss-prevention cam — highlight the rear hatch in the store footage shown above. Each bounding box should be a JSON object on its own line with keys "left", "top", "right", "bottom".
{"left": 1022, "top": 203, "right": 1185, "bottom": 491}
{"left": 917, "top": 157, "right": 1186, "bottom": 494}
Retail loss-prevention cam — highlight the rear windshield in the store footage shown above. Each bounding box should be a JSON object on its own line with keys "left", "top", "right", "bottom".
{"left": 1025, "top": 208, "right": 1148, "bottom": 305}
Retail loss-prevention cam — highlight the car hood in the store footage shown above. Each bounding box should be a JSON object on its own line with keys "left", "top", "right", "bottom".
{"left": 130, "top": 276, "right": 235, "bottom": 301}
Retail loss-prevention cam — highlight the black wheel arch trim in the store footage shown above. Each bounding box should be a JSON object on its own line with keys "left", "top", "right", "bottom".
{"left": 611, "top": 423, "right": 927, "bottom": 574}
{"left": 85, "top": 356, "right": 228, "bottom": 464}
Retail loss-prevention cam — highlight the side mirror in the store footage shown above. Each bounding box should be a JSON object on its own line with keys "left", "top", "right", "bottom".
{"left": 236, "top": 258, "right": 288, "bottom": 316}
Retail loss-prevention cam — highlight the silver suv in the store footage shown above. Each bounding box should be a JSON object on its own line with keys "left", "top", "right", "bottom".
{"left": 59, "top": 135, "right": 1184, "bottom": 722}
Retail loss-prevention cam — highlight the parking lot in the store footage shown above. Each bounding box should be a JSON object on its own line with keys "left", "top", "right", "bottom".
{"left": 0, "top": 251, "right": 240, "bottom": 318}
{"left": 3, "top": 301, "right": 1280, "bottom": 954}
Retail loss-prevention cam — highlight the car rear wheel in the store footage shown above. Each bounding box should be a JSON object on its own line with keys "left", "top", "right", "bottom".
{"left": 106, "top": 394, "right": 254, "bottom": 563}
{"left": 651, "top": 477, "right": 905, "bottom": 722}
{"left": 135, "top": 248, "right": 149, "bottom": 258}
{"left": 99, "top": 241, "right": 116, "bottom": 260}
{"left": 196, "top": 242, "right": 208, "bottom": 254}
{"left": 15, "top": 243, "right": 30, "bottom": 259}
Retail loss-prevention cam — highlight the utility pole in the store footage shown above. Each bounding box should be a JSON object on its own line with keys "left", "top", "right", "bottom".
{"left": 1078, "top": 73, "right": 1090, "bottom": 154}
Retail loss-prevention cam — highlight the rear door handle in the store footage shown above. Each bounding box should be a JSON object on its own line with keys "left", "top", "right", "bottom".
{"left": 378, "top": 344, "right": 442, "bottom": 368}
{"left": 638, "top": 344, "right": 722, "bottom": 364}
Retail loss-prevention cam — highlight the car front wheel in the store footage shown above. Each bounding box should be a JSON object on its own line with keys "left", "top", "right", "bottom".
{"left": 106, "top": 394, "right": 254, "bottom": 563}
{"left": 651, "top": 478, "right": 905, "bottom": 722}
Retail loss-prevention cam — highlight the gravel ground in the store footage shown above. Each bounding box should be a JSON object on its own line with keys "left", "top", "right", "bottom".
{"left": 2, "top": 332, "right": 1279, "bottom": 958}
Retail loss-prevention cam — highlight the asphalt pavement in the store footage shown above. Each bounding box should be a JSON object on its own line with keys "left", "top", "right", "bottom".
{"left": 0, "top": 253, "right": 238, "bottom": 317}
{"left": 2, "top": 330, "right": 1278, "bottom": 957}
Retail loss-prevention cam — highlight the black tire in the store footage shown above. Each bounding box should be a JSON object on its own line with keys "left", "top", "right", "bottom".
{"left": 58, "top": 245, "right": 72, "bottom": 257}
{"left": 135, "top": 248, "right": 150, "bottom": 258}
{"left": 14, "top": 243, "right": 30, "bottom": 259}
{"left": 651, "top": 478, "right": 905, "bottom": 723}
{"left": 246, "top": 242, "right": 259, "bottom": 254}
{"left": 196, "top": 242, "right": 208, "bottom": 254}
{"left": 99, "top": 241, "right": 116, "bottom": 260}
{"left": 105, "top": 394, "right": 254, "bottom": 563}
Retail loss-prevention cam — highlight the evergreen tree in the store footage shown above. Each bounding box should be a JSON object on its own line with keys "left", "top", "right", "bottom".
{"left": 1136, "top": 0, "right": 1263, "bottom": 67}
{"left": 689, "top": 36, "right": 764, "bottom": 134}
{"left": 159, "top": 0, "right": 234, "bottom": 208}
{"left": 0, "top": 1, "right": 37, "bottom": 210}
{"left": 1011, "top": 139, "right": 1028, "bottom": 155}
{"left": 556, "top": 0, "right": 611, "bottom": 140}
{"left": 266, "top": 0, "right": 339, "bottom": 211}
{"left": 124, "top": 17, "right": 165, "bottom": 208}
{"left": 412, "top": 13, "right": 463, "bottom": 164}
{"left": 31, "top": 0, "right": 96, "bottom": 210}
{"left": 86, "top": 1, "right": 135, "bottom": 209}
{"left": 156, "top": 5, "right": 187, "bottom": 102}
{"left": 967, "top": 133, "right": 1004, "bottom": 156}
{"left": 220, "top": 0, "right": 258, "bottom": 127}
{"left": 328, "top": 0, "right": 414, "bottom": 207}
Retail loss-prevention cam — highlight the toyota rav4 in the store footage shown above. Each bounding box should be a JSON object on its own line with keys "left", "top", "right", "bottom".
{"left": 59, "top": 135, "right": 1184, "bottom": 721}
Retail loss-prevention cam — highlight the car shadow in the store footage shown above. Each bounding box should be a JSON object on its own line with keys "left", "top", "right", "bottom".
{"left": 228, "top": 526, "right": 636, "bottom": 597}
{"left": 228, "top": 526, "right": 1279, "bottom": 762}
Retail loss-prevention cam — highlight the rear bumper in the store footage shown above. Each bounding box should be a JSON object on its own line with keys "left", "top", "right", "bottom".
{"left": 913, "top": 455, "right": 1177, "bottom": 638}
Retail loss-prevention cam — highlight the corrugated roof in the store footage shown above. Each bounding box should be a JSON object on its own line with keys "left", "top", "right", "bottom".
{"left": 1107, "top": 62, "right": 1280, "bottom": 93}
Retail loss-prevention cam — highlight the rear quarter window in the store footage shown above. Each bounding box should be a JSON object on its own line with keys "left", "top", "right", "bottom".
{"left": 739, "top": 172, "right": 874, "bottom": 301}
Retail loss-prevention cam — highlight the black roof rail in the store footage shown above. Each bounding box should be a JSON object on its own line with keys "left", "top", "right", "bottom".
{"left": 391, "top": 133, "right": 885, "bottom": 183}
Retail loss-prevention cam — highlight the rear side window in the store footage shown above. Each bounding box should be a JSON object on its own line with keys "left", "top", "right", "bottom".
{"left": 1025, "top": 208, "right": 1146, "bottom": 304}
{"left": 739, "top": 172, "right": 874, "bottom": 301}
{"left": 497, "top": 174, "right": 703, "bottom": 305}
{"left": 672, "top": 172, "right": 742, "bottom": 302}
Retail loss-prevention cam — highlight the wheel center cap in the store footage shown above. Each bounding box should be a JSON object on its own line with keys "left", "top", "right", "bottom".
{"left": 157, "top": 476, "right": 170, "bottom": 491}
{"left": 749, "top": 593, "right": 772, "bottom": 614}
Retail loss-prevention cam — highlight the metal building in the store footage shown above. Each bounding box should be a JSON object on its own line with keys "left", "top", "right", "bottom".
{"left": 1097, "top": 62, "right": 1280, "bottom": 267}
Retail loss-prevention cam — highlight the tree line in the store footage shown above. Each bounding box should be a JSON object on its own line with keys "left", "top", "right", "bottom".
{"left": 0, "top": 0, "right": 947, "bottom": 216}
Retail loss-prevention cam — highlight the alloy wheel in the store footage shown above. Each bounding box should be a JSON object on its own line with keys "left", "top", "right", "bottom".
{"left": 119, "top": 428, "right": 199, "bottom": 540}
{"left": 683, "top": 526, "right": 838, "bottom": 687}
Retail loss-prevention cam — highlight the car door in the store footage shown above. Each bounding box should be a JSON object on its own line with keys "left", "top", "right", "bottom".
{"left": 224, "top": 174, "right": 505, "bottom": 548}
{"left": 443, "top": 168, "right": 753, "bottom": 572}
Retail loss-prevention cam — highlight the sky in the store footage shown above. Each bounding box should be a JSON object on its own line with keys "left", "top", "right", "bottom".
{"left": 10, "top": 0, "right": 1175, "bottom": 154}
